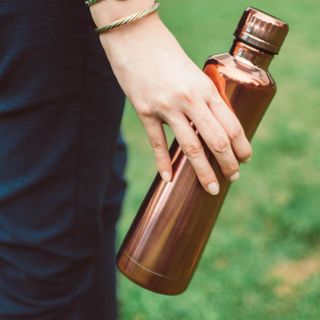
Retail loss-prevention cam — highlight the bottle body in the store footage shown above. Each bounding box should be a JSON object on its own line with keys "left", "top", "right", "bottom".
{"left": 117, "top": 47, "right": 277, "bottom": 295}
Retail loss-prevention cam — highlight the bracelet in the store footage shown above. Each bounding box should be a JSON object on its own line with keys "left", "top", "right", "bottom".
{"left": 95, "top": 1, "right": 160, "bottom": 34}
{"left": 85, "top": 0, "right": 127, "bottom": 7}
{"left": 85, "top": 0, "right": 104, "bottom": 7}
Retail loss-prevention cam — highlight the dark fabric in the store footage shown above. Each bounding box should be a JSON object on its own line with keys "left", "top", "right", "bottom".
{"left": 79, "top": 136, "right": 127, "bottom": 320}
{"left": 0, "top": 1, "right": 127, "bottom": 319}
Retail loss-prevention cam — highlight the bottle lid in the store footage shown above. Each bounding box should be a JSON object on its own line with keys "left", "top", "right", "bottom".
{"left": 234, "top": 7, "right": 289, "bottom": 54}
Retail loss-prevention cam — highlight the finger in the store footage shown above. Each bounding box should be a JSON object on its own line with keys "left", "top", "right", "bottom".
{"left": 206, "top": 88, "right": 252, "bottom": 163}
{"left": 184, "top": 103, "right": 240, "bottom": 182}
{"left": 141, "top": 116, "right": 172, "bottom": 182}
{"left": 167, "top": 115, "right": 220, "bottom": 195}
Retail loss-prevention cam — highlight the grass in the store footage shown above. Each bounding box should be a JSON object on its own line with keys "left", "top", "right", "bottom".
{"left": 117, "top": 1, "right": 320, "bottom": 319}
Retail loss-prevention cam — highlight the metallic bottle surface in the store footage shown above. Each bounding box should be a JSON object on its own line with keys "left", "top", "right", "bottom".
{"left": 117, "top": 7, "right": 289, "bottom": 295}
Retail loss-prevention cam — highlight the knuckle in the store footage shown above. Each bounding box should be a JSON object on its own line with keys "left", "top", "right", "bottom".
{"left": 211, "top": 135, "right": 230, "bottom": 154}
{"left": 155, "top": 99, "right": 172, "bottom": 117}
{"left": 228, "top": 162, "right": 240, "bottom": 174}
{"left": 150, "top": 139, "right": 166, "bottom": 152}
{"left": 152, "top": 96, "right": 179, "bottom": 119}
{"left": 175, "top": 88, "right": 195, "bottom": 105}
{"left": 242, "top": 147, "right": 253, "bottom": 160}
{"left": 197, "top": 170, "right": 217, "bottom": 188}
{"left": 238, "top": 142, "right": 253, "bottom": 160}
{"left": 228, "top": 125, "right": 244, "bottom": 142}
{"left": 182, "top": 142, "right": 203, "bottom": 159}
{"left": 137, "top": 104, "right": 153, "bottom": 118}
{"left": 201, "top": 175, "right": 215, "bottom": 186}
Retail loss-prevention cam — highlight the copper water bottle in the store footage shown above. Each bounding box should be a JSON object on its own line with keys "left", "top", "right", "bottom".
{"left": 117, "top": 7, "right": 289, "bottom": 295}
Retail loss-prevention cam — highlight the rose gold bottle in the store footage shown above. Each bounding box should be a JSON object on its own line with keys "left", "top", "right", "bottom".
{"left": 117, "top": 7, "right": 289, "bottom": 295}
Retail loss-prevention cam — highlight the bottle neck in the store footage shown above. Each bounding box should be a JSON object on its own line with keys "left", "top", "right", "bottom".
{"left": 230, "top": 40, "right": 274, "bottom": 70}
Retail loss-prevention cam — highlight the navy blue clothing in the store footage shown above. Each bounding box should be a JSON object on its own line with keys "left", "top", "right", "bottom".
{"left": 0, "top": 1, "right": 126, "bottom": 319}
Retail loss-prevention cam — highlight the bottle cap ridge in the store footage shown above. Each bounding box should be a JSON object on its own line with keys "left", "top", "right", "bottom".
{"left": 234, "top": 7, "right": 289, "bottom": 54}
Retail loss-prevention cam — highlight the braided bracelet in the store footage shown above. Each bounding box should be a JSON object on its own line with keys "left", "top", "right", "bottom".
{"left": 95, "top": 1, "right": 160, "bottom": 34}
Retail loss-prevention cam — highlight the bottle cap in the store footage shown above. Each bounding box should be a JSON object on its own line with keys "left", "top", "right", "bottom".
{"left": 234, "top": 7, "right": 289, "bottom": 54}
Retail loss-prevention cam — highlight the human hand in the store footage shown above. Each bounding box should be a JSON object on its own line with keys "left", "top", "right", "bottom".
{"left": 97, "top": 13, "right": 252, "bottom": 195}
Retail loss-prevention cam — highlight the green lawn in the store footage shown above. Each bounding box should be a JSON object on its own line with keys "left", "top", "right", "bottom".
{"left": 117, "top": 1, "right": 320, "bottom": 319}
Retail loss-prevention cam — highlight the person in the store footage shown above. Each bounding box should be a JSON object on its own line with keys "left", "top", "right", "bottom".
{"left": 0, "top": 0, "right": 252, "bottom": 319}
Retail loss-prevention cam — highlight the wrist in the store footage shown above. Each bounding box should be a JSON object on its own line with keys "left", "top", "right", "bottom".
{"left": 89, "top": 0, "right": 155, "bottom": 28}
{"left": 98, "top": 12, "right": 164, "bottom": 64}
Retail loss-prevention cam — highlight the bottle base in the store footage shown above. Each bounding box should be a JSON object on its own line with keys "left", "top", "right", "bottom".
{"left": 117, "top": 251, "right": 188, "bottom": 295}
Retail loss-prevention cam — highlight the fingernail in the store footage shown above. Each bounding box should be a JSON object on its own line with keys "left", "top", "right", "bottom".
{"left": 207, "top": 182, "right": 219, "bottom": 195}
{"left": 161, "top": 171, "right": 171, "bottom": 182}
{"left": 243, "top": 157, "right": 251, "bottom": 164}
{"left": 230, "top": 172, "right": 240, "bottom": 182}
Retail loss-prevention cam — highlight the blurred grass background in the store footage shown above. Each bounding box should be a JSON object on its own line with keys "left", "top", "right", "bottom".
{"left": 117, "top": 0, "right": 320, "bottom": 319}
